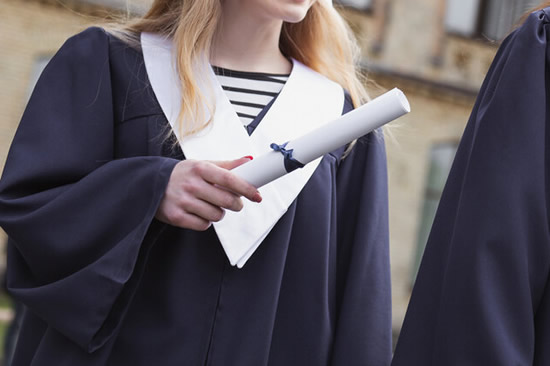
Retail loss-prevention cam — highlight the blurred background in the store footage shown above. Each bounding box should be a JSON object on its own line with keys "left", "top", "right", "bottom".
{"left": 0, "top": 0, "right": 545, "bottom": 362}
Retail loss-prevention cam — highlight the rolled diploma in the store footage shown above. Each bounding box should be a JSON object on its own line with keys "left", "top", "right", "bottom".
{"left": 232, "top": 88, "right": 410, "bottom": 188}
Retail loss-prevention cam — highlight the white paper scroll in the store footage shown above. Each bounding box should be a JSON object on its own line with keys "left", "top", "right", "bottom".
{"left": 232, "top": 88, "right": 410, "bottom": 188}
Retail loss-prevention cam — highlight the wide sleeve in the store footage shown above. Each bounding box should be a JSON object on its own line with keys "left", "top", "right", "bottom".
{"left": 0, "top": 28, "right": 179, "bottom": 353}
{"left": 330, "top": 126, "right": 392, "bottom": 365}
{"left": 392, "top": 9, "right": 550, "bottom": 366}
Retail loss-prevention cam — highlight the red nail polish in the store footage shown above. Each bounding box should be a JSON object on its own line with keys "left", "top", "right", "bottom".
{"left": 244, "top": 155, "right": 254, "bottom": 160}
{"left": 253, "top": 193, "right": 262, "bottom": 203}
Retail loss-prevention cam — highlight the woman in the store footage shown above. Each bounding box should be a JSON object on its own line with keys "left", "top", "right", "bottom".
{"left": 392, "top": 3, "right": 550, "bottom": 366}
{"left": 0, "top": 0, "right": 391, "bottom": 365}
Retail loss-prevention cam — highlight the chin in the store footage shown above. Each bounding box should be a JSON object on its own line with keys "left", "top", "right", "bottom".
{"left": 283, "top": 13, "right": 309, "bottom": 23}
{"left": 282, "top": 3, "right": 315, "bottom": 23}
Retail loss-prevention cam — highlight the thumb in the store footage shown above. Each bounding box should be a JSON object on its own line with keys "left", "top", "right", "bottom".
{"left": 213, "top": 156, "right": 253, "bottom": 170}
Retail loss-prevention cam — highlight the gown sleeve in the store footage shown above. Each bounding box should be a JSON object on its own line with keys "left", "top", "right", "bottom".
{"left": 0, "top": 28, "right": 179, "bottom": 353}
{"left": 392, "top": 9, "right": 550, "bottom": 366}
{"left": 331, "top": 98, "right": 392, "bottom": 365}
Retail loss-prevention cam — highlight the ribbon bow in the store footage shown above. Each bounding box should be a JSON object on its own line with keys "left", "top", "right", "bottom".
{"left": 270, "top": 142, "right": 305, "bottom": 173}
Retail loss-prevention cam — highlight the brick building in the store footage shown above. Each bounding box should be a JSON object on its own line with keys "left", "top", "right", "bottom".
{"left": 0, "top": 0, "right": 541, "bottom": 340}
{"left": 337, "top": 0, "right": 540, "bottom": 338}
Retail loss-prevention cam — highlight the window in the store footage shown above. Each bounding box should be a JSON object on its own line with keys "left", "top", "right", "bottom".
{"left": 482, "top": 0, "right": 540, "bottom": 40}
{"left": 26, "top": 56, "right": 51, "bottom": 101}
{"left": 445, "top": 0, "right": 540, "bottom": 40}
{"left": 411, "top": 142, "right": 458, "bottom": 283}
{"left": 444, "top": 0, "right": 481, "bottom": 37}
{"left": 336, "top": 0, "right": 372, "bottom": 11}
{"left": 77, "top": 0, "right": 150, "bottom": 14}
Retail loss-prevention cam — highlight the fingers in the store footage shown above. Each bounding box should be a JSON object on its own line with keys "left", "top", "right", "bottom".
{"left": 215, "top": 156, "right": 254, "bottom": 170}
{"left": 198, "top": 161, "right": 262, "bottom": 204}
{"left": 156, "top": 191, "right": 225, "bottom": 230}
{"left": 190, "top": 179, "right": 244, "bottom": 212}
{"left": 161, "top": 208, "right": 213, "bottom": 231}
{"left": 182, "top": 214, "right": 212, "bottom": 231}
{"left": 155, "top": 158, "right": 262, "bottom": 231}
{"left": 183, "top": 196, "right": 226, "bottom": 222}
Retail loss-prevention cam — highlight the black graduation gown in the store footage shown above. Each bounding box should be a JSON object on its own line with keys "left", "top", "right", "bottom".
{"left": 392, "top": 8, "right": 550, "bottom": 366}
{"left": 0, "top": 27, "right": 391, "bottom": 366}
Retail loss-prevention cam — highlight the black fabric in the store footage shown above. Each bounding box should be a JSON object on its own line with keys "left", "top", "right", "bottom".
{"left": 392, "top": 8, "right": 550, "bottom": 366}
{"left": 246, "top": 94, "right": 278, "bottom": 135}
{"left": 0, "top": 27, "right": 391, "bottom": 366}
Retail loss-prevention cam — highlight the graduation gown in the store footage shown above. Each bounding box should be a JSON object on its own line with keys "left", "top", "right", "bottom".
{"left": 0, "top": 28, "right": 391, "bottom": 366}
{"left": 392, "top": 8, "right": 550, "bottom": 366}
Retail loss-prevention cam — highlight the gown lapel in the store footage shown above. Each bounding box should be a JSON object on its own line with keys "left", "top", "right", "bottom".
{"left": 141, "top": 32, "right": 344, "bottom": 267}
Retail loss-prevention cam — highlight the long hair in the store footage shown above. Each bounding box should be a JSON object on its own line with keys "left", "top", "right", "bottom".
{"left": 108, "top": 0, "right": 368, "bottom": 138}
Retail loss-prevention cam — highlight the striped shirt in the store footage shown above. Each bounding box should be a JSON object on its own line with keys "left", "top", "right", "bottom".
{"left": 212, "top": 66, "right": 289, "bottom": 127}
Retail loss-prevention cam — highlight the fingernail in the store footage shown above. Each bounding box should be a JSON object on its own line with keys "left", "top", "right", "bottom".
{"left": 243, "top": 155, "right": 254, "bottom": 160}
{"left": 253, "top": 192, "right": 262, "bottom": 203}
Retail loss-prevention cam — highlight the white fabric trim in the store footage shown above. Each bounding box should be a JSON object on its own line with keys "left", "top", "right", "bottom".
{"left": 141, "top": 32, "right": 344, "bottom": 267}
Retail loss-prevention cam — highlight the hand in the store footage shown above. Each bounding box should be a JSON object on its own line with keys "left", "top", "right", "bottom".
{"left": 155, "top": 157, "right": 262, "bottom": 231}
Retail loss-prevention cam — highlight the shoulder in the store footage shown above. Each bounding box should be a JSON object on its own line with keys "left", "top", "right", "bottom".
{"left": 40, "top": 27, "right": 112, "bottom": 83}
{"left": 503, "top": 7, "right": 550, "bottom": 46}
{"left": 33, "top": 27, "right": 112, "bottom": 93}
{"left": 56, "top": 27, "right": 111, "bottom": 61}
{"left": 48, "top": 26, "right": 147, "bottom": 87}
{"left": 70, "top": 26, "right": 109, "bottom": 43}
{"left": 54, "top": 27, "right": 141, "bottom": 67}
{"left": 526, "top": 6, "right": 550, "bottom": 27}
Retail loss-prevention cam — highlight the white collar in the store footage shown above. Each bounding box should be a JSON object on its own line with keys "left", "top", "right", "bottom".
{"left": 141, "top": 32, "right": 344, "bottom": 267}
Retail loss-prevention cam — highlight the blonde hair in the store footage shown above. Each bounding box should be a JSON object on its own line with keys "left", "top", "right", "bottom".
{"left": 109, "top": 0, "right": 368, "bottom": 138}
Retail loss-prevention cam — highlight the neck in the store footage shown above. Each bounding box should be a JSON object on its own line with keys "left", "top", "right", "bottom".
{"left": 210, "top": 4, "right": 292, "bottom": 74}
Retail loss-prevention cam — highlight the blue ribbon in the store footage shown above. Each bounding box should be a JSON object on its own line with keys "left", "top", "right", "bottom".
{"left": 270, "top": 142, "right": 305, "bottom": 173}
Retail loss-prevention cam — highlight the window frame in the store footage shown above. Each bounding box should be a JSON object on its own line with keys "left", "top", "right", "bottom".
{"left": 334, "top": 0, "right": 373, "bottom": 12}
{"left": 444, "top": 0, "right": 538, "bottom": 42}
{"left": 411, "top": 141, "right": 459, "bottom": 285}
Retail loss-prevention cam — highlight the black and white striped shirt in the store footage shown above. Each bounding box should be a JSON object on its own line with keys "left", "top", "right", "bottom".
{"left": 212, "top": 66, "right": 289, "bottom": 128}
